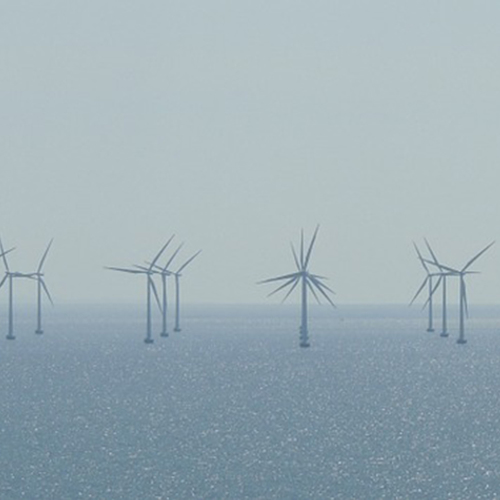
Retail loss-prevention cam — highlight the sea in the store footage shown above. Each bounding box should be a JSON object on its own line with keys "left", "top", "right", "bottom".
{"left": 2, "top": 303, "right": 500, "bottom": 500}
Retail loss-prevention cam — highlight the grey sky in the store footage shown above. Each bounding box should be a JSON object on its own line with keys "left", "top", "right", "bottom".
{"left": 2, "top": 1, "right": 500, "bottom": 304}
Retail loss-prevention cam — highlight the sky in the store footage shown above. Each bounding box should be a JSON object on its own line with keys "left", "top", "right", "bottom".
{"left": 1, "top": 1, "right": 500, "bottom": 305}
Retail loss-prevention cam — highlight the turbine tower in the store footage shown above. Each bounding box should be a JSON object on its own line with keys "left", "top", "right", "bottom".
{"left": 425, "top": 242, "right": 494, "bottom": 345}
{"left": 172, "top": 250, "right": 201, "bottom": 332}
{"left": 32, "top": 239, "right": 54, "bottom": 335}
{"left": 106, "top": 240, "right": 171, "bottom": 344}
{"left": 155, "top": 242, "right": 183, "bottom": 337}
{"left": 423, "top": 239, "right": 450, "bottom": 337}
{"left": 259, "top": 226, "right": 336, "bottom": 348}
{"left": 0, "top": 238, "right": 35, "bottom": 340}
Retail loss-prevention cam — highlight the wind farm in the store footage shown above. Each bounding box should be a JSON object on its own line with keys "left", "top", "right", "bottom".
{"left": 424, "top": 242, "right": 495, "bottom": 344}
{"left": 2, "top": 229, "right": 490, "bottom": 350}
{"left": 0, "top": 231, "right": 499, "bottom": 348}
{"left": 6, "top": 4, "right": 500, "bottom": 497}
{"left": 411, "top": 239, "right": 495, "bottom": 345}
{"left": 106, "top": 237, "right": 201, "bottom": 343}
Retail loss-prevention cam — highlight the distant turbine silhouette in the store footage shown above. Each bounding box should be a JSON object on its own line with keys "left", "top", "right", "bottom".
{"left": 422, "top": 239, "right": 459, "bottom": 338}
{"left": 172, "top": 250, "right": 201, "bottom": 332}
{"left": 259, "top": 226, "right": 336, "bottom": 348}
{"left": 0, "top": 238, "right": 35, "bottom": 340}
{"left": 410, "top": 242, "right": 437, "bottom": 332}
{"left": 105, "top": 240, "right": 171, "bottom": 344}
{"left": 155, "top": 242, "right": 183, "bottom": 337}
{"left": 425, "top": 241, "right": 494, "bottom": 345}
{"left": 140, "top": 239, "right": 183, "bottom": 337}
{"left": 32, "top": 239, "right": 54, "bottom": 335}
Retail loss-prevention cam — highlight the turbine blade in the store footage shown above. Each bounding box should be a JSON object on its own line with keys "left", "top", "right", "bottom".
{"left": 306, "top": 279, "right": 322, "bottom": 305}
{"left": 40, "top": 278, "right": 54, "bottom": 305}
{"left": 163, "top": 242, "right": 184, "bottom": 271}
{"left": 409, "top": 277, "right": 429, "bottom": 306}
{"left": 268, "top": 276, "right": 299, "bottom": 298}
{"left": 0, "top": 274, "right": 7, "bottom": 289}
{"left": 149, "top": 238, "right": 174, "bottom": 271}
{"left": 258, "top": 272, "right": 301, "bottom": 284}
{"left": 37, "top": 238, "right": 54, "bottom": 273}
{"left": 422, "top": 275, "right": 442, "bottom": 310}
{"left": 303, "top": 225, "right": 320, "bottom": 270}
{"left": 149, "top": 276, "right": 162, "bottom": 312}
{"left": 290, "top": 243, "right": 301, "bottom": 271}
{"left": 431, "top": 275, "right": 442, "bottom": 296}
{"left": 309, "top": 276, "right": 336, "bottom": 308}
{"left": 280, "top": 276, "right": 300, "bottom": 303}
{"left": 0, "top": 238, "right": 10, "bottom": 272}
{"left": 133, "top": 264, "right": 153, "bottom": 272}
{"left": 462, "top": 241, "right": 495, "bottom": 272}
{"left": 311, "top": 277, "right": 336, "bottom": 295}
{"left": 300, "top": 230, "right": 304, "bottom": 270}
{"left": 104, "top": 266, "right": 144, "bottom": 274}
{"left": 423, "top": 238, "right": 441, "bottom": 269}
{"left": 177, "top": 249, "right": 202, "bottom": 274}
{"left": 413, "top": 242, "right": 429, "bottom": 273}
{"left": 310, "top": 274, "right": 329, "bottom": 280}
{"left": 422, "top": 259, "right": 459, "bottom": 274}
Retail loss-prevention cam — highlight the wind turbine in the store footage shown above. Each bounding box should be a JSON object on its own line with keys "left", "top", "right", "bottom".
{"left": 0, "top": 238, "right": 36, "bottom": 340}
{"left": 105, "top": 240, "right": 171, "bottom": 344}
{"left": 32, "top": 239, "right": 54, "bottom": 335}
{"left": 422, "top": 239, "right": 463, "bottom": 338}
{"left": 172, "top": 249, "right": 201, "bottom": 332}
{"left": 140, "top": 238, "right": 183, "bottom": 337}
{"left": 258, "top": 226, "right": 336, "bottom": 348}
{"left": 155, "top": 242, "right": 183, "bottom": 337}
{"left": 425, "top": 241, "right": 494, "bottom": 345}
{"left": 410, "top": 242, "right": 438, "bottom": 332}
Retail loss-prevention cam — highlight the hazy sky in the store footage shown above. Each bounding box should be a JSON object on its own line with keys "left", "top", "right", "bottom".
{"left": 2, "top": 1, "right": 500, "bottom": 305}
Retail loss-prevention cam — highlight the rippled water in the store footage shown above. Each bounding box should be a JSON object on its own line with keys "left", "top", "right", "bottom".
{"left": 1, "top": 304, "right": 500, "bottom": 499}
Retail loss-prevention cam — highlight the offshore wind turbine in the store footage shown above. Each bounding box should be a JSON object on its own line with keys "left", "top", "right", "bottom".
{"left": 410, "top": 242, "right": 438, "bottom": 332}
{"left": 155, "top": 242, "right": 183, "bottom": 337}
{"left": 0, "top": 238, "right": 36, "bottom": 340}
{"left": 423, "top": 239, "right": 459, "bottom": 338}
{"left": 105, "top": 240, "right": 171, "bottom": 344}
{"left": 140, "top": 238, "right": 183, "bottom": 337}
{"left": 172, "top": 249, "right": 201, "bottom": 332}
{"left": 425, "top": 241, "right": 494, "bottom": 345}
{"left": 32, "top": 239, "right": 54, "bottom": 335}
{"left": 258, "top": 226, "right": 336, "bottom": 348}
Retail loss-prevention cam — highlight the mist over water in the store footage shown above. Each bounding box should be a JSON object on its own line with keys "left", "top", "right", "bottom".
{"left": 2, "top": 304, "right": 500, "bottom": 499}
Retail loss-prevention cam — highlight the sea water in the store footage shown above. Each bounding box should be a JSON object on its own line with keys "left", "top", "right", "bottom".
{"left": 1, "top": 304, "right": 500, "bottom": 499}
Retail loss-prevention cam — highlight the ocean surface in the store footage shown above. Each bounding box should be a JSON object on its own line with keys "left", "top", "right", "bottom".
{"left": 2, "top": 303, "right": 500, "bottom": 499}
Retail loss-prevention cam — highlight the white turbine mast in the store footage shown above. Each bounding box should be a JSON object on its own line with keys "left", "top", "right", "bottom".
{"left": 32, "top": 239, "right": 54, "bottom": 335}
{"left": 171, "top": 249, "right": 202, "bottom": 332}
